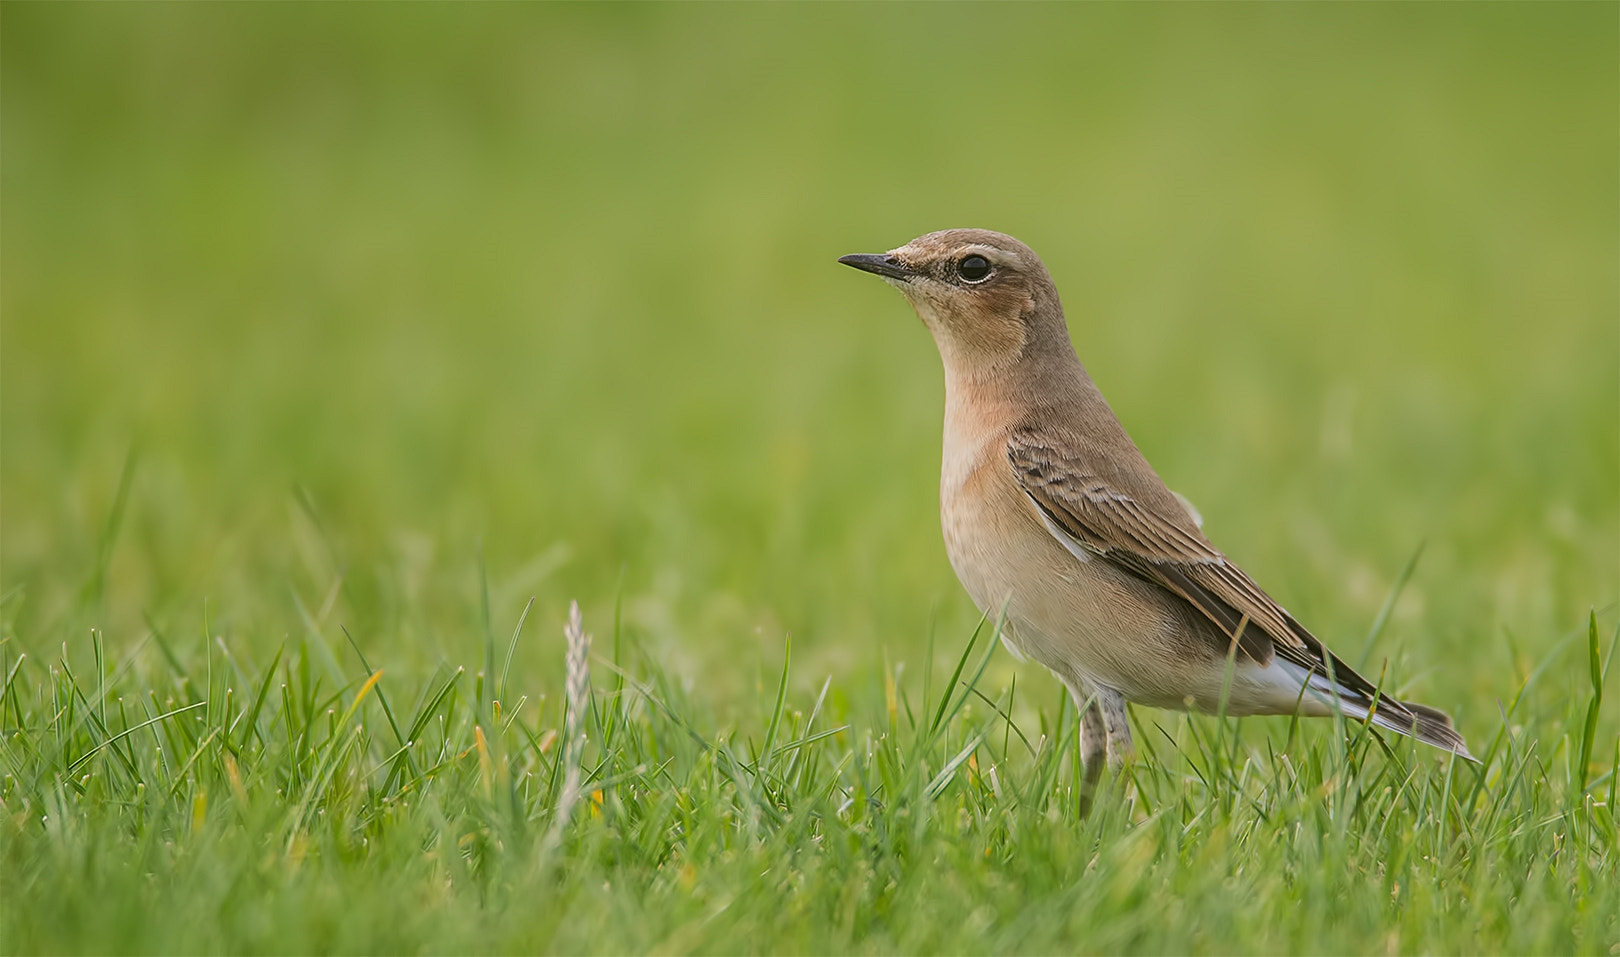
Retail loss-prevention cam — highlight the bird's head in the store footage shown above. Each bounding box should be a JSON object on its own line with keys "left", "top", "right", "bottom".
{"left": 839, "top": 228, "right": 1069, "bottom": 377}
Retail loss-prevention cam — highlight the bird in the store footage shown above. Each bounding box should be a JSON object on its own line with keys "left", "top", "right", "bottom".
{"left": 838, "top": 228, "right": 1474, "bottom": 799}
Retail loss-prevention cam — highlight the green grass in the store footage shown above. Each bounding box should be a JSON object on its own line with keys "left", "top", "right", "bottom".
{"left": 3, "top": 602, "right": 1616, "bottom": 952}
{"left": 3, "top": 4, "right": 1617, "bottom": 954}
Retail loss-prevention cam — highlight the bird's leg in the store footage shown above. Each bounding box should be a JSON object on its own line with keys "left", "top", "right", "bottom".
{"left": 1066, "top": 679, "right": 1107, "bottom": 814}
{"left": 1096, "top": 688, "right": 1134, "bottom": 769}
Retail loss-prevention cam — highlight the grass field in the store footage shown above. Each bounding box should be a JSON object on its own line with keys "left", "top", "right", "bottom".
{"left": 3, "top": 5, "right": 1618, "bottom": 953}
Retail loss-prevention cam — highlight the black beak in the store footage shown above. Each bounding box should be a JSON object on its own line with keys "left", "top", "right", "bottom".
{"left": 837, "top": 253, "right": 917, "bottom": 282}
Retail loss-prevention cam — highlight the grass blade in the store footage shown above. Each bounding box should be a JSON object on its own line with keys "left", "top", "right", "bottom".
{"left": 1577, "top": 611, "right": 1604, "bottom": 794}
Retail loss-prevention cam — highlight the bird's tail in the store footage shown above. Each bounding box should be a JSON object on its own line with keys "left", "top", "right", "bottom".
{"left": 1278, "top": 657, "right": 1476, "bottom": 761}
{"left": 1366, "top": 699, "right": 1475, "bottom": 760}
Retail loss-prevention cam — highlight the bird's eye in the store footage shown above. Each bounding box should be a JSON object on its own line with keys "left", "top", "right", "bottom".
{"left": 957, "top": 255, "right": 992, "bottom": 283}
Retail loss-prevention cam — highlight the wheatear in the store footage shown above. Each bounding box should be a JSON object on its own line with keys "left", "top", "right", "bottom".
{"left": 839, "top": 229, "right": 1473, "bottom": 795}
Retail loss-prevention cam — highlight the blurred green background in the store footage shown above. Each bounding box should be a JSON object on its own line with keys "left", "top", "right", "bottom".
{"left": 3, "top": 4, "right": 1615, "bottom": 720}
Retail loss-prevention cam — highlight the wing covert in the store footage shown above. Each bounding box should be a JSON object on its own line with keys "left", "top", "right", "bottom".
{"left": 1008, "top": 429, "right": 1309, "bottom": 664}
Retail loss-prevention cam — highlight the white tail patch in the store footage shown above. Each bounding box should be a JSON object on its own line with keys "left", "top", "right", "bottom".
{"left": 1240, "top": 657, "right": 1346, "bottom": 717}
{"left": 1251, "top": 658, "right": 1473, "bottom": 759}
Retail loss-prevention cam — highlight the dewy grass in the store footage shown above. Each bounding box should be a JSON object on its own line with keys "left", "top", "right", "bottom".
{"left": 1, "top": 597, "right": 1615, "bottom": 954}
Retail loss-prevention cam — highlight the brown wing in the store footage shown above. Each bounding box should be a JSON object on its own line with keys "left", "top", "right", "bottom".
{"left": 1007, "top": 428, "right": 1450, "bottom": 740}
{"left": 1007, "top": 428, "right": 1307, "bottom": 665}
